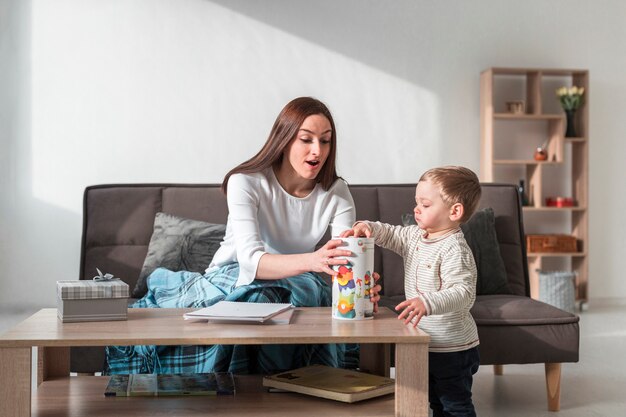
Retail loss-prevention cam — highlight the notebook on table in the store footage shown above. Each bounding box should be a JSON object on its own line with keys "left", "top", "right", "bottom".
{"left": 183, "top": 301, "right": 294, "bottom": 324}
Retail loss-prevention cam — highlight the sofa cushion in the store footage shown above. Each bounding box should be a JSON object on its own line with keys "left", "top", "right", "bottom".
{"left": 470, "top": 294, "right": 579, "bottom": 325}
{"left": 471, "top": 294, "right": 580, "bottom": 365}
{"left": 383, "top": 294, "right": 580, "bottom": 326}
{"left": 475, "top": 185, "right": 527, "bottom": 296}
{"left": 132, "top": 212, "right": 226, "bottom": 298}
{"left": 461, "top": 208, "right": 511, "bottom": 295}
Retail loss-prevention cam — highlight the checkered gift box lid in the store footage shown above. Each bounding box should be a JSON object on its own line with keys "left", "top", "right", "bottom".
{"left": 57, "top": 279, "right": 129, "bottom": 300}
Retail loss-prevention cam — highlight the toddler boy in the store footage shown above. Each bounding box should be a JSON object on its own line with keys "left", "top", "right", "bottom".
{"left": 342, "top": 166, "right": 482, "bottom": 417}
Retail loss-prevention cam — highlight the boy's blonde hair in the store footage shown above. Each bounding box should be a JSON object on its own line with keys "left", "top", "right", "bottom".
{"left": 419, "top": 166, "right": 482, "bottom": 223}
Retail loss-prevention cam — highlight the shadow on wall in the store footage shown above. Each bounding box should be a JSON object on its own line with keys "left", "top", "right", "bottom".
{"left": 209, "top": 0, "right": 457, "bottom": 87}
{"left": 1, "top": 196, "right": 82, "bottom": 312}
{"left": 0, "top": 0, "right": 82, "bottom": 312}
{"left": 206, "top": 0, "right": 488, "bottom": 169}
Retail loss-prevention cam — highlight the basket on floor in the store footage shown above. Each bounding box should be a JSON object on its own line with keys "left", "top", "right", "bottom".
{"left": 537, "top": 270, "right": 577, "bottom": 314}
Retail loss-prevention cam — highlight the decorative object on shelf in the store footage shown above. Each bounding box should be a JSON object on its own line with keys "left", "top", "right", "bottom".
{"left": 517, "top": 180, "right": 529, "bottom": 206}
{"left": 526, "top": 234, "right": 578, "bottom": 253}
{"left": 533, "top": 147, "right": 547, "bottom": 161}
{"left": 556, "top": 86, "right": 585, "bottom": 137}
{"left": 506, "top": 100, "right": 525, "bottom": 114}
{"left": 534, "top": 141, "right": 548, "bottom": 161}
{"left": 564, "top": 110, "right": 578, "bottom": 137}
{"left": 545, "top": 197, "right": 574, "bottom": 207}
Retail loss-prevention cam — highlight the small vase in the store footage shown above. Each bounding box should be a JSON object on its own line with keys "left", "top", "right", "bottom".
{"left": 565, "top": 109, "right": 577, "bottom": 138}
{"left": 534, "top": 147, "right": 548, "bottom": 161}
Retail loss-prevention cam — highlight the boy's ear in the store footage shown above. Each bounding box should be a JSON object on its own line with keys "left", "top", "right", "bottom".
{"left": 449, "top": 203, "right": 464, "bottom": 222}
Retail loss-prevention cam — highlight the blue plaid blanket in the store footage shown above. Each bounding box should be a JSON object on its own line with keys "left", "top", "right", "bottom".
{"left": 105, "top": 264, "right": 358, "bottom": 374}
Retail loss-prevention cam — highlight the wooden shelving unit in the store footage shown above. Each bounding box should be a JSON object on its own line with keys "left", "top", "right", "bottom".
{"left": 480, "top": 67, "right": 589, "bottom": 305}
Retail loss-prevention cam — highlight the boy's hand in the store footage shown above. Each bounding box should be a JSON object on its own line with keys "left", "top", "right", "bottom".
{"left": 339, "top": 222, "right": 372, "bottom": 238}
{"left": 395, "top": 297, "right": 427, "bottom": 327}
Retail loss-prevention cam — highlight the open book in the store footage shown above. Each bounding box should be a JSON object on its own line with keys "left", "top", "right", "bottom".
{"left": 263, "top": 365, "right": 395, "bottom": 403}
{"left": 183, "top": 301, "right": 294, "bottom": 324}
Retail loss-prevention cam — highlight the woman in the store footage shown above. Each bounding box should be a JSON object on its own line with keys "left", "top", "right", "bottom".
{"left": 106, "top": 97, "right": 381, "bottom": 375}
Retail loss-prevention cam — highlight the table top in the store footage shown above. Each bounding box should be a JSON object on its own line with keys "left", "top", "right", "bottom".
{"left": 0, "top": 307, "right": 429, "bottom": 348}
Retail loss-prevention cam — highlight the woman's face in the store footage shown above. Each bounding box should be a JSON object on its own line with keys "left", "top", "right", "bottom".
{"left": 283, "top": 114, "right": 332, "bottom": 181}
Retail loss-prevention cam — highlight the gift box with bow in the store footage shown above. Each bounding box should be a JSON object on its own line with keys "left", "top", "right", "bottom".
{"left": 57, "top": 269, "right": 129, "bottom": 322}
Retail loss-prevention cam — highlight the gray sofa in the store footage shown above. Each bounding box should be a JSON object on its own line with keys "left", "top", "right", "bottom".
{"left": 74, "top": 183, "right": 579, "bottom": 411}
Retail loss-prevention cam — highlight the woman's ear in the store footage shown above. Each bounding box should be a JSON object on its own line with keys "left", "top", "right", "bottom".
{"left": 449, "top": 203, "right": 464, "bottom": 222}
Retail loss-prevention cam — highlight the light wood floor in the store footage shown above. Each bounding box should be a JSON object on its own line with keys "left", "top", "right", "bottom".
{"left": 1, "top": 300, "right": 624, "bottom": 416}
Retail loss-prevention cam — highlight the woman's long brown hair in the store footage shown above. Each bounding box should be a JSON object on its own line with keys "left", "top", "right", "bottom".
{"left": 221, "top": 97, "right": 339, "bottom": 194}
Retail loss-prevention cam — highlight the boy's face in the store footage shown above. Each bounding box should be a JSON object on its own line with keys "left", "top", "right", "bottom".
{"left": 413, "top": 179, "right": 459, "bottom": 234}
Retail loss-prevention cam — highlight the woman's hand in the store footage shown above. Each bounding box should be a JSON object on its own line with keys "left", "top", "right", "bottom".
{"left": 369, "top": 272, "right": 382, "bottom": 313}
{"left": 312, "top": 239, "right": 353, "bottom": 276}
{"left": 339, "top": 222, "right": 372, "bottom": 238}
{"left": 395, "top": 296, "right": 427, "bottom": 326}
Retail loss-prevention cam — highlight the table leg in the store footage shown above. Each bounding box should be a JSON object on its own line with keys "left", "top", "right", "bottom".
{"left": 37, "top": 346, "right": 70, "bottom": 385}
{"left": 395, "top": 343, "right": 428, "bottom": 417}
{"left": 0, "top": 347, "right": 31, "bottom": 417}
{"left": 360, "top": 343, "right": 391, "bottom": 376}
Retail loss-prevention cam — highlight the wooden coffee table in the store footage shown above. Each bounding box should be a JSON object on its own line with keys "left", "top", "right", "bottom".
{"left": 0, "top": 307, "right": 429, "bottom": 416}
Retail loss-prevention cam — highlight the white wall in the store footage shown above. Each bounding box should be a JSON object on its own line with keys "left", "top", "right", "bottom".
{"left": 1, "top": 0, "right": 624, "bottom": 310}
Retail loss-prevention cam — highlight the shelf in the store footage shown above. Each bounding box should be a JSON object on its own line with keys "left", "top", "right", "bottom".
{"left": 523, "top": 206, "right": 586, "bottom": 212}
{"left": 32, "top": 376, "right": 395, "bottom": 416}
{"left": 494, "top": 113, "right": 563, "bottom": 120}
{"left": 540, "top": 69, "right": 588, "bottom": 77}
{"left": 494, "top": 160, "right": 560, "bottom": 165}
{"left": 489, "top": 67, "right": 587, "bottom": 76}
{"left": 527, "top": 252, "right": 586, "bottom": 257}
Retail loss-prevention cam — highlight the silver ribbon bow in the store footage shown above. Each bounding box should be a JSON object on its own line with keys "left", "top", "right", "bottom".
{"left": 93, "top": 268, "right": 120, "bottom": 282}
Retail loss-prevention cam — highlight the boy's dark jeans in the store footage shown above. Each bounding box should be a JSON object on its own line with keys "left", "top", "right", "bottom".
{"left": 429, "top": 346, "right": 480, "bottom": 417}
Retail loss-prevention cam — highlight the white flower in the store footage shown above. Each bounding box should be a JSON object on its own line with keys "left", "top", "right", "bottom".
{"left": 556, "top": 85, "right": 585, "bottom": 111}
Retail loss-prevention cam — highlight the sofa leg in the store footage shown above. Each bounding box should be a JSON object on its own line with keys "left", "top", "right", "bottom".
{"left": 493, "top": 364, "right": 503, "bottom": 375}
{"left": 545, "top": 363, "right": 561, "bottom": 411}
